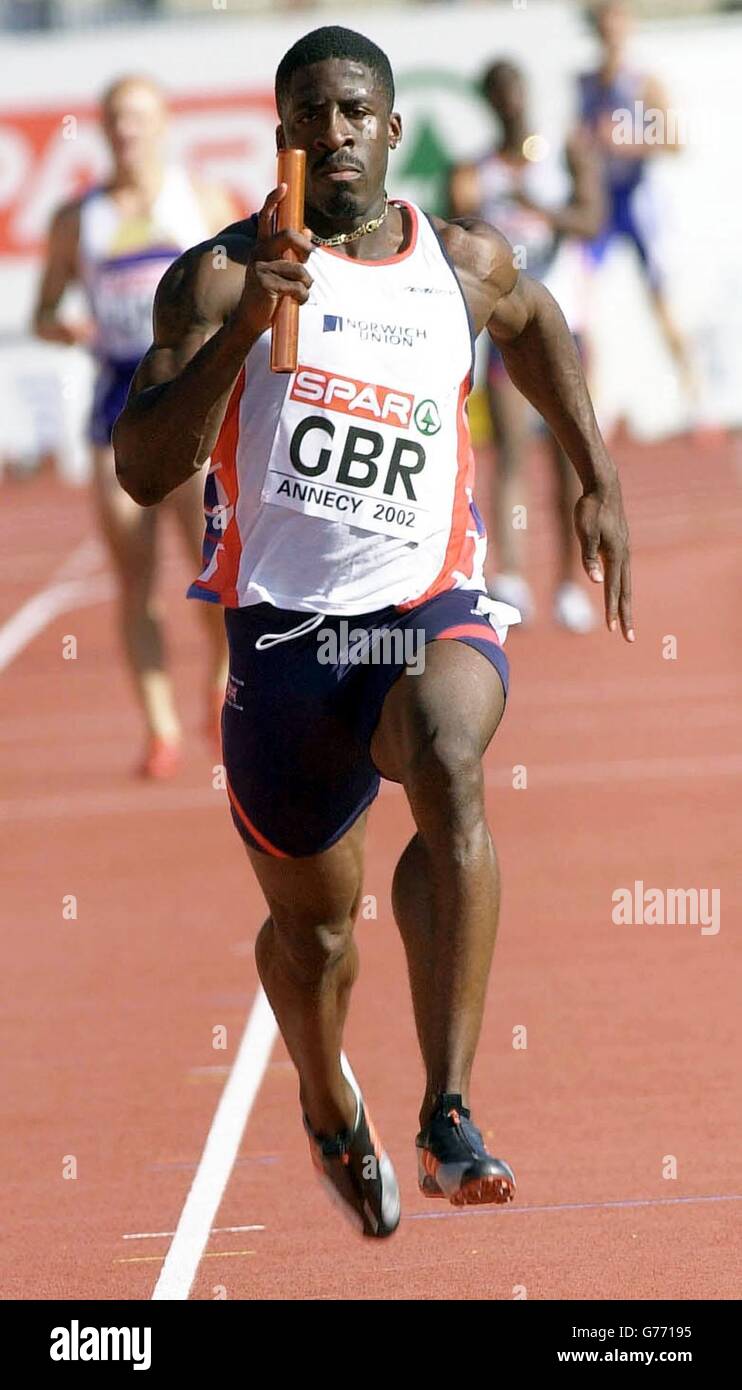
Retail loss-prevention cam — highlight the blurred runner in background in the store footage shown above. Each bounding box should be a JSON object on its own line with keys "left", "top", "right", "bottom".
{"left": 450, "top": 59, "right": 603, "bottom": 632}
{"left": 33, "top": 75, "right": 235, "bottom": 777}
{"left": 578, "top": 0, "right": 695, "bottom": 402}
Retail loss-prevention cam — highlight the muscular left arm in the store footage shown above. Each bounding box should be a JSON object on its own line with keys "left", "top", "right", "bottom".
{"left": 447, "top": 218, "right": 634, "bottom": 640}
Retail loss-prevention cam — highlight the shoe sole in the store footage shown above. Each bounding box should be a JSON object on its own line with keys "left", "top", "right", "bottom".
{"left": 418, "top": 1155, "right": 516, "bottom": 1206}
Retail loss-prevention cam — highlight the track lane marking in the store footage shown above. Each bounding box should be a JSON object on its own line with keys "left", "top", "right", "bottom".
{"left": 409, "top": 1192, "right": 742, "bottom": 1220}
{"left": 150, "top": 987, "right": 277, "bottom": 1301}
{"left": 0, "top": 537, "right": 111, "bottom": 672}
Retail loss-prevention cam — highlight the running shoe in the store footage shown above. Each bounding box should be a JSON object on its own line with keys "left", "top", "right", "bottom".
{"left": 416, "top": 1093, "right": 516, "bottom": 1206}
{"left": 138, "top": 735, "right": 181, "bottom": 780}
{"left": 304, "top": 1053, "right": 400, "bottom": 1238}
{"left": 553, "top": 581, "right": 596, "bottom": 634}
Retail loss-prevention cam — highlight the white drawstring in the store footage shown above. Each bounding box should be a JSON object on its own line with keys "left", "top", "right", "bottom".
{"left": 254, "top": 612, "right": 324, "bottom": 651}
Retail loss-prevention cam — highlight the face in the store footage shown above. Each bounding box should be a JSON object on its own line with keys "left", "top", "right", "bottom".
{"left": 102, "top": 81, "right": 167, "bottom": 171}
{"left": 596, "top": 2, "right": 631, "bottom": 53}
{"left": 277, "top": 58, "right": 401, "bottom": 219}
{"left": 485, "top": 67, "right": 526, "bottom": 125}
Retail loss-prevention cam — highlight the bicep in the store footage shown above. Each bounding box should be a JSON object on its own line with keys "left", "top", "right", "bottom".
{"left": 128, "top": 329, "right": 213, "bottom": 396}
{"left": 486, "top": 272, "right": 533, "bottom": 345}
{"left": 461, "top": 221, "right": 531, "bottom": 342}
{"left": 128, "top": 243, "right": 243, "bottom": 395}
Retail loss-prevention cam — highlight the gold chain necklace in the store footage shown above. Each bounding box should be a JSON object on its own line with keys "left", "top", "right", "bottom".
{"left": 310, "top": 195, "right": 390, "bottom": 248}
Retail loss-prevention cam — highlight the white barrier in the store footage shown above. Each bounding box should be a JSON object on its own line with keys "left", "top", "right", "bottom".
{"left": 0, "top": 1, "right": 739, "bottom": 468}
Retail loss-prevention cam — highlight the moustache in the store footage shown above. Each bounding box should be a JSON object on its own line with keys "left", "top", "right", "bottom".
{"left": 315, "top": 158, "right": 364, "bottom": 174}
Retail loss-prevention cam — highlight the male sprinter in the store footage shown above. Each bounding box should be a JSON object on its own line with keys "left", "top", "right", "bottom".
{"left": 34, "top": 75, "right": 234, "bottom": 777}
{"left": 114, "top": 27, "right": 633, "bottom": 1238}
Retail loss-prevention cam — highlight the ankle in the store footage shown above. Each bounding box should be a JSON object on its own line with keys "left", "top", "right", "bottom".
{"left": 419, "top": 1087, "right": 469, "bottom": 1130}
{"left": 302, "top": 1077, "right": 358, "bottom": 1140}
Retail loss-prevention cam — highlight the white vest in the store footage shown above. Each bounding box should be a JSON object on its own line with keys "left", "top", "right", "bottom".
{"left": 190, "top": 201, "right": 487, "bottom": 616}
{"left": 79, "top": 166, "right": 210, "bottom": 363}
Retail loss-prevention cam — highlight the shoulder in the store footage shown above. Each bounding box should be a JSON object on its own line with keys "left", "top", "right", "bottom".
{"left": 190, "top": 175, "right": 244, "bottom": 235}
{"left": 153, "top": 222, "right": 256, "bottom": 338}
{"left": 429, "top": 213, "right": 517, "bottom": 295}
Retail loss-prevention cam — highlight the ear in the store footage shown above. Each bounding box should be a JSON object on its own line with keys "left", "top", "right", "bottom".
{"left": 389, "top": 111, "right": 402, "bottom": 150}
{"left": 276, "top": 123, "right": 286, "bottom": 152}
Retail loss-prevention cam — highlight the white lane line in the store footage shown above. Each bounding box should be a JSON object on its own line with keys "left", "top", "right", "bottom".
{"left": 151, "top": 987, "right": 277, "bottom": 1301}
{"left": 0, "top": 537, "right": 111, "bottom": 673}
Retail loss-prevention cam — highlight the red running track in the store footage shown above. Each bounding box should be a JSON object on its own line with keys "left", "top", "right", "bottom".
{"left": 2, "top": 433, "right": 741, "bottom": 1300}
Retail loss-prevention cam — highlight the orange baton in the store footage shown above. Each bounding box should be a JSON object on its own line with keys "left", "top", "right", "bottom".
{"left": 270, "top": 148, "right": 307, "bottom": 374}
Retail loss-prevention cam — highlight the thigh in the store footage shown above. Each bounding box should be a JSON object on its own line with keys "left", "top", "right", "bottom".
{"left": 370, "top": 633, "right": 506, "bottom": 787}
{"left": 91, "top": 445, "right": 157, "bottom": 580}
{"left": 244, "top": 809, "right": 369, "bottom": 930}
{"left": 223, "top": 605, "right": 381, "bottom": 859}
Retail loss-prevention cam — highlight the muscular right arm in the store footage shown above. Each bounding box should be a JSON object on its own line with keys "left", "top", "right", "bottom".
{"left": 114, "top": 186, "right": 315, "bottom": 508}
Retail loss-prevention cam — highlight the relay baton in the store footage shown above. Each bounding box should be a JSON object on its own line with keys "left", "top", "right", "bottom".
{"left": 270, "top": 148, "right": 306, "bottom": 374}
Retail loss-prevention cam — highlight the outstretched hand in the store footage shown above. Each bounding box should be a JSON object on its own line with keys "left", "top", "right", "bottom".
{"left": 574, "top": 485, "right": 635, "bottom": 641}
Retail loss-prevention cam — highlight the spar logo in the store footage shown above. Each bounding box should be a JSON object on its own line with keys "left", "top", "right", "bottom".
{"left": 291, "top": 366, "right": 415, "bottom": 429}
{"left": 414, "top": 400, "right": 441, "bottom": 435}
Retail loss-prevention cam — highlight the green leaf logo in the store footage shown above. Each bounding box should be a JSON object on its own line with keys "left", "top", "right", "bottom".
{"left": 414, "top": 399, "right": 441, "bottom": 435}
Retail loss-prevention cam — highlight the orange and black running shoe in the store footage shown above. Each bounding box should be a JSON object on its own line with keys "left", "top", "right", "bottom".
{"left": 304, "top": 1055, "right": 401, "bottom": 1238}
{"left": 416, "top": 1093, "right": 515, "bottom": 1206}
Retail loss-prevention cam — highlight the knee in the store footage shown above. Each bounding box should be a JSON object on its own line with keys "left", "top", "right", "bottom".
{"left": 257, "top": 912, "right": 356, "bottom": 988}
{"left": 406, "top": 733, "right": 485, "bottom": 840}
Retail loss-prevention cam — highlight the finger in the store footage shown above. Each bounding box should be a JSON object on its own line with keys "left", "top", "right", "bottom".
{"left": 255, "top": 271, "right": 311, "bottom": 303}
{"left": 256, "top": 183, "right": 287, "bottom": 241}
{"left": 619, "top": 553, "right": 635, "bottom": 642}
{"left": 579, "top": 528, "right": 604, "bottom": 584}
{"left": 602, "top": 540, "right": 621, "bottom": 632}
{"left": 265, "top": 227, "right": 315, "bottom": 261}
{"left": 258, "top": 260, "right": 313, "bottom": 287}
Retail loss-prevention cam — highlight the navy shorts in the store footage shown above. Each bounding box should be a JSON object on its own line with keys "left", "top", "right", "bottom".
{"left": 90, "top": 358, "right": 140, "bottom": 446}
{"left": 222, "top": 588, "right": 510, "bottom": 859}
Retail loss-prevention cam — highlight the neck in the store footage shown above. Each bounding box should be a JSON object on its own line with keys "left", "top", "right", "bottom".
{"left": 306, "top": 192, "right": 403, "bottom": 260}
{"left": 305, "top": 190, "right": 387, "bottom": 240}
{"left": 498, "top": 117, "right": 529, "bottom": 156}
{"left": 600, "top": 50, "right": 623, "bottom": 83}
{"left": 110, "top": 159, "right": 165, "bottom": 198}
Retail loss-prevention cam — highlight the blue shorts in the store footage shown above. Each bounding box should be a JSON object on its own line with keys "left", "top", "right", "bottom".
{"left": 222, "top": 588, "right": 510, "bottom": 859}
{"left": 90, "top": 358, "right": 140, "bottom": 446}
{"left": 586, "top": 183, "right": 662, "bottom": 293}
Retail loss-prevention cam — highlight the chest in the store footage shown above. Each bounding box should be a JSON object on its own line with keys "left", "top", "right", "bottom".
{"left": 298, "top": 247, "right": 469, "bottom": 393}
